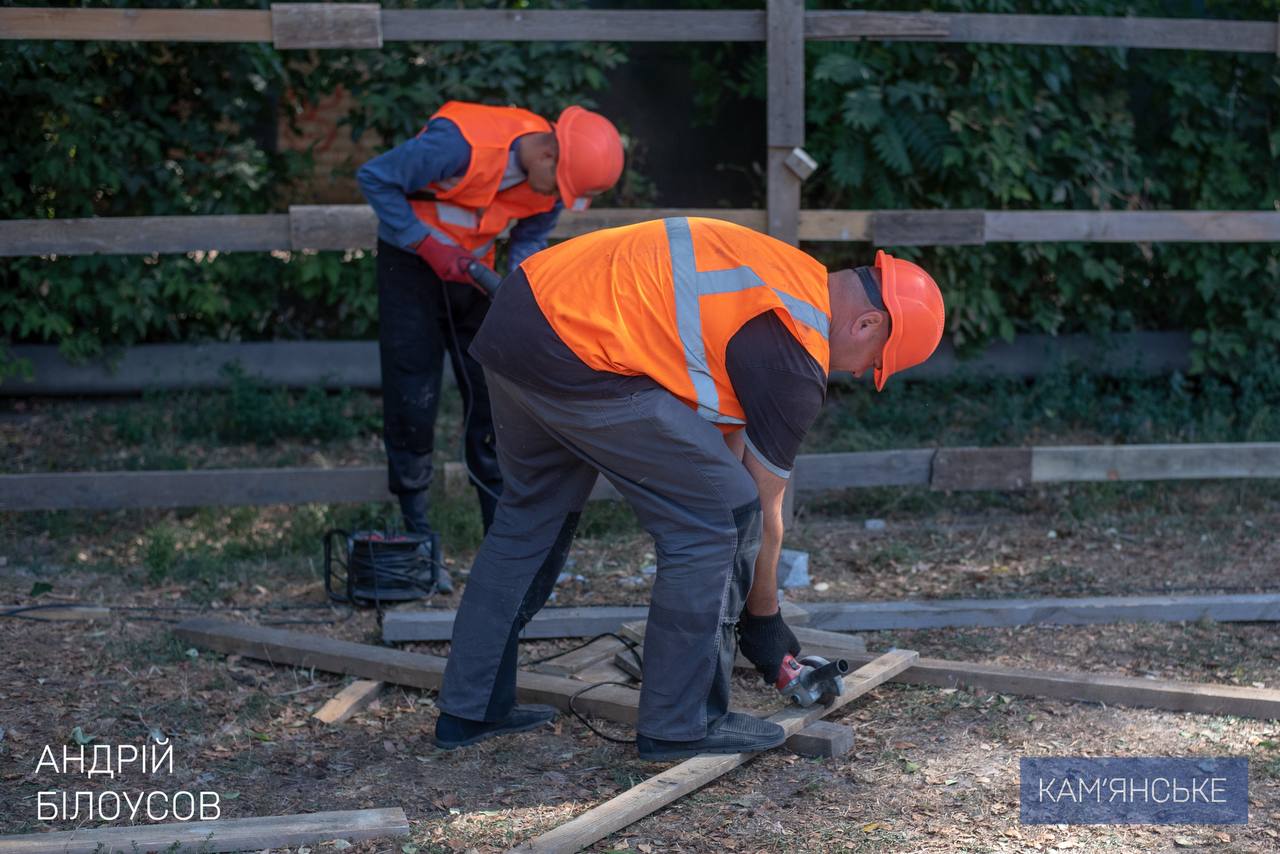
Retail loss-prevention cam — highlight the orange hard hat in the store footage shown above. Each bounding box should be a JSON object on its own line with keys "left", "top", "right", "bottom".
{"left": 554, "top": 106, "right": 624, "bottom": 212}
{"left": 873, "top": 250, "right": 945, "bottom": 391}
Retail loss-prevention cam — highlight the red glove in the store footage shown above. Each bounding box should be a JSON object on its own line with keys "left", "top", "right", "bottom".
{"left": 414, "top": 236, "right": 475, "bottom": 284}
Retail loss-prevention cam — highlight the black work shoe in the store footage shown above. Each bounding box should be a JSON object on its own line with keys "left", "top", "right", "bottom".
{"left": 635, "top": 712, "right": 786, "bottom": 761}
{"left": 434, "top": 565, "right": 454, "bottom": 595}
{"left": 433, "top": 705, "right": 557, "bottom": 750}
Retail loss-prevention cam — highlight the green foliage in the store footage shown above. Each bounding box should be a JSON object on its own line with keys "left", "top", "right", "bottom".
{"left": 0, "top": 0, "right": 623, "bottom": 372}
{"left": 713, "top": 0, "right": 1280, "bottom": 374}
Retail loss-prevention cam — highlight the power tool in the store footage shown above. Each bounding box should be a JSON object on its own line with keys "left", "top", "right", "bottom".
{"left": 774, "top": 654, "right": 850, "bottom": 707}
{"left": 467, "top": 261, "right": 503, "bottom": 297}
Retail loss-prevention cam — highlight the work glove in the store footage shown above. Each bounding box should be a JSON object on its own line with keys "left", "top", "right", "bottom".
{"left": 736, "top": 608, "right": 802, "bottom": 683}
{"left": 414, "top": 235, "right": 477, "bottom": 285}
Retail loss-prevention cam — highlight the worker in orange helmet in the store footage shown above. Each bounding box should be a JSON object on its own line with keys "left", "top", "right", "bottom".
{"left": 357, "top": 101, "right": 624, "bottom": 589}
{"left": 434, "top": 217, "right": 944, "bottom": 758}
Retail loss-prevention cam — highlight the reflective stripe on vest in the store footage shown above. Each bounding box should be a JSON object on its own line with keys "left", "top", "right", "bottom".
{"left": 665, "top": 217, "right": 829, "bottom": 425}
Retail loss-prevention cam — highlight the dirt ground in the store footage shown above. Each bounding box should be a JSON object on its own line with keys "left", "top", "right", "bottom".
{"left": 2, "top": 475, "right": 1279, "bottom": 853}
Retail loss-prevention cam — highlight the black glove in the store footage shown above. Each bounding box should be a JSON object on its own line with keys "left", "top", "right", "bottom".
{"left": 736, "top": 609, "right": 802, "bottom": 683}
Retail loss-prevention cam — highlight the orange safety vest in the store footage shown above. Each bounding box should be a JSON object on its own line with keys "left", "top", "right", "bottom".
{"left": 521, "top": 217, "right": 831, "bottom": 430}
{"left": 408, "top": 101, "right": 558, "bottom": 268}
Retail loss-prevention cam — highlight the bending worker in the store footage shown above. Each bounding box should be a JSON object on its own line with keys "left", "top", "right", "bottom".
{"left": 434, "top": 217, "right": 945, "bottom": 759}
{"left": 356, "top": 100, "right": 624, "bottom": 581}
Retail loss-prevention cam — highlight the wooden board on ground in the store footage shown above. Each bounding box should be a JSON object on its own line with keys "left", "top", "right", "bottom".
{"left": 531, "top": 636, "right": 632, "bottom": 678}
{"left": 0, "top": 807, "right": 408, "bottom": 854}
{"left": 572, "top": 659, "right": 636, "bottom": 686}
{"left": 174, "top": 618, "right": 641, "bottom": 725}
{"left": 512, "top": 650, "right": 918, "bottom": 853}
{"left": 835, "top": 651, "right": 1280, "bottom": 720}
{"left": 786, "top": 720, "right": 854, "bottom": 758}
{"left": 14, "top": 605, "right": 110, "bottom": 622}
{"left": 313, "top": 679, "right": 384, "bottom": 724}
{"left": 382, "top": 606, "right": 647, "bottom": 643}
{"left": 802, "top": 593, "right": 1280, "bottom": 631}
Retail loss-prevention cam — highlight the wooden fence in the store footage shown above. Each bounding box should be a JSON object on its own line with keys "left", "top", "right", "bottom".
{"left": 5, "top": 206, "right": 1280, "bottom": 258}
{"left": 3, "top": 5, "right": 1279, "bottom": 246}
{"left": 5, "top": 443, "right": 1279, "bottom": 512}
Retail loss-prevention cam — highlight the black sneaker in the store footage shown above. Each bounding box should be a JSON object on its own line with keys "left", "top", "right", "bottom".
{"left": 636, "top": 712, "right": 786, "bottom": 761}
{"left": 434, "top": 564, "right": 454, "bottom": 595}
{"left": 433, "top": 705, "right": 558, "bottom": 750}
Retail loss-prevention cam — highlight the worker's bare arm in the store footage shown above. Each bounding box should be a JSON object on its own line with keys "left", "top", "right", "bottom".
{"left": 742, "top": 447, "right": 787, "bottom": 616}
{"left": 724, "top": 428, "right": 746, "bottom": 461}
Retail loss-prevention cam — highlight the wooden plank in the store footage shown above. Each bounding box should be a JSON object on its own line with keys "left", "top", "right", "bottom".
{"left": 942, "top": 13, "right": 1279, "bottom": 54}
{"left": 5, "top": 210, "right": 1278, "bottom": 259}
{"left": 985, "top": 211, "right": 1280, "bottom": 243}
{"left": 289, "top": 204, "right": 378, "bottom": 250}
{"left": 805, "top": 11, "right": 951, "bottom": 41}
{"left": 1033, "top": 443, "right": 1280, "bottom": 483}
{"left": 791, "top": 449, "right": 934, "bottom": 491}
{"left": 766, "top": 0, "right": 804, "bottom": 246}
{"left": 174, "top": 617, "right": 642, "bottom": 725}
{"left": 271, "top": 3, "right": 381, "bottom": 49}
{"left": 2, "top": 341, "right": 383, "bottom": 395}
{"left": 532, "top": 636, "right": 631, "bottom": 678}
{"left": 803, "top": 593, "right": 1280, "bottom": 632}
{"left": 611, "top": 650, "right": 644, "bottom": 682}
{"left": 382, "top": 607, "right": 647, "bottom": 643}
{"left": 766, "top": 0, "right": 805, "bottom": 148}
{"left": 0, "top": 8, "right": 271, "bottom": 42}
{"left": 553, "top": 208, "right": 765, "bottom": 238}
{"left": 803, "top": 11, "right": 1279, "bottom": 53}
{"left": 0, "top": 331, "right": 1191, "bottom": 397}
{"left": 0, "top": 807, "right": 409, "bottom": 854}
{"left": 380, "top": 9, "right": 766, "bottom": 42}
{"left": 312, "top": 679, "right": 384, "bottom": 724}
{"left": 872, "top": 210, "right": 985, "bottom": 246}
{"left": 932, "top": 447, "right": 1032, "bottom": 491}
{"left": 512, "top": 650, "right": 918, "bottom": 853}
{"left": 0, "top": 215, "right": 290, "bottom": 257}
{"left": 11, "top": 605, "right": 110, "bottom": 622}
{"left": 573, "top": 659, "right": 636, "bottom": 685}
{"left": 786, "top": 720, "right": 853, "bottom": 758}
{"left": 798, "top": 209, "right": 871, "bottom": 241}
{"left": 2, "top": 467, "right": 390, "bottom": 512}
{"left": 791, "top": 626, "right": 867, "bottom": 655}
{"left": 837, "top": 651, "right": 1280, "bottom": 720}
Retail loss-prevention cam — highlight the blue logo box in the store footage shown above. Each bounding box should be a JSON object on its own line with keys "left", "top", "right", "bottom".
{"left": 1020, "top": 757, "right": 1248, "bottom": 825}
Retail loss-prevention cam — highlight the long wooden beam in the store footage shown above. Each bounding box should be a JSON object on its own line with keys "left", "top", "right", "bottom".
{"left": 5, "top": 209, "right": 1280, "bottom": 258}
{"left": 840, "top": 650, "right": 1280, "bottom": 720}
{"left": 172, "top": 617, "right": 641, "bottom": 725}
{"left": 380, "top": 594, "right": 1280, "bottom": 644}
{"left": 4, "top": 8, "right": 1276, "bottom": 53}
{"left": 8, "top": 442, "right": 1280, "bottom": 511}
{"left": 804, "top": 594, "right": 1280, "bottom": 631}
{"left": 0, "top": 808, "right": 409, "bottom": 854}
{"left": 512, "top": 650, "right": 919, "bottom": 854}
{"left": 1, "top": 331, "right": 1192, "bottom": 396}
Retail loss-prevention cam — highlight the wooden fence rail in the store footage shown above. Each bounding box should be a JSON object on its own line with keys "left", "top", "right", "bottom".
{"left": 3, "top": 8, "right": 1278, "bottom": 52}
{"left": 4, "top": 207, "right": 1279, "bottom": 258}
{"left": 4, "top": 443, "right": 1279, "bottom": 512}
{"left": 0, "top": 331, "right": 1192, "bottom": 395}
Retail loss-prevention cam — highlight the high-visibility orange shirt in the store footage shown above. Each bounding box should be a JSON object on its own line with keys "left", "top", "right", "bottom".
{"left": 408, "top": 101, "right": 559, "bottom": 268}
{"left": 518, "top": 217, "right": 832, "bottom": 433}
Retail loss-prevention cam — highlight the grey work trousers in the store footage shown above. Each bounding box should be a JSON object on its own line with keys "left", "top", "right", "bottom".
{"left": 438, "top": 370, "right": 763, "bottom": 741}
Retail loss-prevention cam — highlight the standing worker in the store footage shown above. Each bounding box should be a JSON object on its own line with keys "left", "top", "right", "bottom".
{"left": 356, "top": 100, "right": 624, "bottom": 592}
{"left": 434, "top": 216, "right": 945, "bottom": 758}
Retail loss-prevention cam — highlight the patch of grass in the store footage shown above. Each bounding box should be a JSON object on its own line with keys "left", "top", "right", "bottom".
{"left": 577, "top": 501, "right": 641, "bottom": 540}
{"left": 107, "top": 629, "right": 191, "bottom": 667}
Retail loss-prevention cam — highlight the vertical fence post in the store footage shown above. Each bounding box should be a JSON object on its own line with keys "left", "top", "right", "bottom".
{"left": 766, "top": 0, "right": 804, "bottom": 245}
